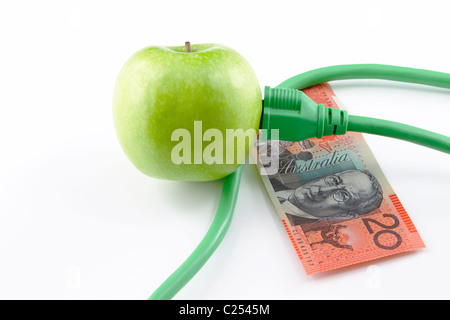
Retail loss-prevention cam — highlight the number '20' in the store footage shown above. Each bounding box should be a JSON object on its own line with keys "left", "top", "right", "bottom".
{"left": 362, "top": 214, "right": 402, "bottom": 250}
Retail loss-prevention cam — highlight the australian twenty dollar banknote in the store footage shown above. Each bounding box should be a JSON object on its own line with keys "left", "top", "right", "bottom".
{"left": 252, "top": 83, "right": 425, "bottom": 275}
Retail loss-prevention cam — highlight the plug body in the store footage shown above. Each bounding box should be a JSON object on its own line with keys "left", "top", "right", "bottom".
{"left": 261, "top": 86, "right": 348, "bottom": 141}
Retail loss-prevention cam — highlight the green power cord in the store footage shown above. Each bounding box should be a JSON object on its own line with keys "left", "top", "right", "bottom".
{"left": 278, "top": 64, "right": 450, "bottom": 90}
{"left": 149, "top": 64, "right": 450, "bottom": 300}
{"left": 264, "top": 64, "right": 450, "bottom": 154}
{"left": 148, "top": 165, "right": 242, "bottom": 300}
{"left": 347, "top": 115, "right": 450, "bottom": 154}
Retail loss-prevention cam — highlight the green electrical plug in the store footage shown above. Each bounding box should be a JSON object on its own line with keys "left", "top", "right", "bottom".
{"left": 262, "top": 86, "right": 348, "bottom": 142}
{"left": 262, "top": 66, "right": 450, "bottom": 154}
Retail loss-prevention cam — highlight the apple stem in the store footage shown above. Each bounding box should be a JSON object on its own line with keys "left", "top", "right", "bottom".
{"left": 185, "top": 41, "right": 191, "bottom": 53}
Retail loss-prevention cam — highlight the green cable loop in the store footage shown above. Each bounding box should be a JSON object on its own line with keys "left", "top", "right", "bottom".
{"left": 278, "top": 64, "right": 450, "bottom": 90}
{"left": 279, "top": 64, "right": 450, "bottom": 154}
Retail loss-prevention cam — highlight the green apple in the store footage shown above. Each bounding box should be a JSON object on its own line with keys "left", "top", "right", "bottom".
{"left": 113, "top": 43, "right": 262, "bottom": 181}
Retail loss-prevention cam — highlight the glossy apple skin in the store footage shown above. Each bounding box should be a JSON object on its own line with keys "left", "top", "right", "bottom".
{"left": 113, "top": 44, "right": 262, "bottom": 181}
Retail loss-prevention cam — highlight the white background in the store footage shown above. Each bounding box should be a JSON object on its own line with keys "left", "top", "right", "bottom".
{"left": 0, "top": 0, "right": 449, "bottom": 300}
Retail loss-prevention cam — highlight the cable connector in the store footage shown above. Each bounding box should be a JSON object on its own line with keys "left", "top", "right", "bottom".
{"left": 261, "top": 86, "right": 348, "bottom": 141}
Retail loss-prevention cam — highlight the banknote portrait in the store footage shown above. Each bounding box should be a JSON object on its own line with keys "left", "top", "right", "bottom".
{"left": 257, "top": 139, "right": 383, "bottom": 223}
{"left": 275, "top": 170, "right": 383, "bottom": 221}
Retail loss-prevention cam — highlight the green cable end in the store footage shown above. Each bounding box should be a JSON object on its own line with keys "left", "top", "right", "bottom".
{"left": 262, "top": 86, "right": 348, "bottom": 142}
